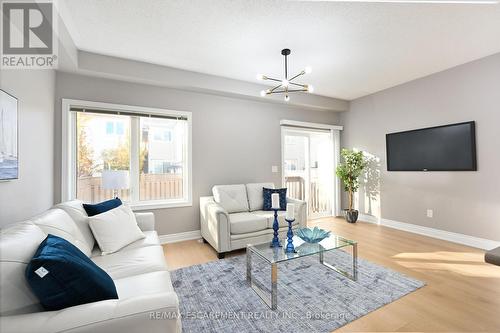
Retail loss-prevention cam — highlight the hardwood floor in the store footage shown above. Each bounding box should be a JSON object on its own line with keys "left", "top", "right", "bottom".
{"left": 163, "top": 217, "right": 500, "bottom": 332}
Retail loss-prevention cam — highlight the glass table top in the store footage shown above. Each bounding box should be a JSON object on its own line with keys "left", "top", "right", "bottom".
{"left": 248, "top": 234, "right": 356, "bottom": 264}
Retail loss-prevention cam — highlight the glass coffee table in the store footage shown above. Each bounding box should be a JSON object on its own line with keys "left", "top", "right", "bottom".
{"left": 246, "top": 234, "right": 357, "bottom": 310}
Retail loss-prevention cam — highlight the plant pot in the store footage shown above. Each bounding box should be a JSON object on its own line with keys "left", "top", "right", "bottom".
{"left": 343, "top": 209, "right": 359, "bottom": 223}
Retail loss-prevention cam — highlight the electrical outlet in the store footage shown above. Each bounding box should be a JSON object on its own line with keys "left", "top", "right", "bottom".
{"left": 427, "top": 209, "right": 433, "bottom": 218}
{"left": 272, "top": 166, "right": 278, "bottom": 173}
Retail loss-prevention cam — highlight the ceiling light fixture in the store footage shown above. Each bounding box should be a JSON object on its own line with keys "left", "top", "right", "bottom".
{"left": 257, "top": 49, "right": 313, "bottom": 101}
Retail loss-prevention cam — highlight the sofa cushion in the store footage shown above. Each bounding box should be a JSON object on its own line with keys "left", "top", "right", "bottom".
{"left": 263, "top": 188, "right": 287, "bottom": 210}
{"left": 0, "top": 222, "right": 46, "bottom": 315}
{"left": 31, "top": 209, "right": 93, "bottom": 257}
{"left": 54, "top": 200, "right": 95, "bottom": 251}
{"left": 229, "top": 212, "right": 268, "bottom": 235}
{"left": 212, "top": 184, "right": 249, "bottom": 213}
{"left": 88, "top": 205, "right": 145, "bottom": 255}
{"left": 114, "top": 271, "right": 174, "bottom": 299}
{"left": 253, "top": 210, "right": 299, "bottom": 229}
{"left": 25, "top": 234, "right": 118, "bottom": 311}
{"left": 91, "top": 245, "right": 167, "bottom": 279}
{"left": 246, "top": 183, "right": 275, "bottom": 211}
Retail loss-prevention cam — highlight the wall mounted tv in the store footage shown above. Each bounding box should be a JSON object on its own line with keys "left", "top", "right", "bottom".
{"left": 386, "top": 121, "right": 476, "bottom": 171}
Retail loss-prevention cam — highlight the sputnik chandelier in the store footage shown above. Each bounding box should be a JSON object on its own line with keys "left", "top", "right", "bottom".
{"left": 257, "top": 48, "right": 313, "bottom": 102}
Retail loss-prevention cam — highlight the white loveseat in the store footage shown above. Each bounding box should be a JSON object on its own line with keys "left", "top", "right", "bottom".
{"left": 0, "top": 200, "right": 181, "bottom": 333}
{"left": 200, "top": 183, "right": 307, "bottom": 258}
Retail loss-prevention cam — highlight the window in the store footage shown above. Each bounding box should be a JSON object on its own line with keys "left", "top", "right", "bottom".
{"left": 63, "top": 100, "right": 192, "bottom": 209}
{"left": 152, "top": 129, "right": 172, "bottom": 142}
{"left": 284, "top": 159, "right": 298, "bottom": 171}
{"left": 116, "top": 122, "right": 124, "bottom": 135}
{"left": 77, "top": 113, "right": 131, "bottom": 202}
{"left": 105, "top": 121, "right": 125, "bottom": 136}
{"left": 105, "top": 121, "right": 114, "bottom": 135}
{"left": 285, "top": 135, "right": 299, "bottom": 145}
{"left": 139, "top": 117, "right": 185, "bottom": 201}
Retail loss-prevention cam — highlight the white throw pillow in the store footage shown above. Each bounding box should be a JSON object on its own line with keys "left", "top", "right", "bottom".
{"left": 88, "top": 205, "right": 145, "bottom": 255}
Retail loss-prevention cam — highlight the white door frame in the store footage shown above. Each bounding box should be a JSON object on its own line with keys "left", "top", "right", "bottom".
{"left": 280, "top": 120, "right": 343, "bottom": 217}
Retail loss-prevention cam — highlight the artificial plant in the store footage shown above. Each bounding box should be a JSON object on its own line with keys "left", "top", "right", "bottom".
{"left": 335, "top": 149, "right": 367, "bottom": 211}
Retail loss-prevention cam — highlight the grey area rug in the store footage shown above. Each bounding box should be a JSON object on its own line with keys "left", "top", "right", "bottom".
{"left": 171, "top": 250, "right": 424, "bottom": 333}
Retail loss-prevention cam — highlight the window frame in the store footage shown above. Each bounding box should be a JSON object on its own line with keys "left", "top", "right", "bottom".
{"left": 62, "top": 99, "right": 192, "bottom": 210}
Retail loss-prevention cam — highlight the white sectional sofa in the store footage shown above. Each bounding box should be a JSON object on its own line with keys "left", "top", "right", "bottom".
{"left": 0, "top": 200, "right": 181, "bottom": 333}
{"left": 200, "top": 183, "right": 307, "bottom": 258}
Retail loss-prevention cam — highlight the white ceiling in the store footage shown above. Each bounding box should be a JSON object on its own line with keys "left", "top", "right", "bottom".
{"left": 60, "top": 0, "right": 500, "bottom": 100}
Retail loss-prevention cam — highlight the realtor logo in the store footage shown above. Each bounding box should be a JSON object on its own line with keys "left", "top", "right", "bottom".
{"left": 1, "top": 1, "right": 58, "bottom": 69}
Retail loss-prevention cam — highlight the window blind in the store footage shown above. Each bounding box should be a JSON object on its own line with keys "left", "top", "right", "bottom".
{"left": 70, "top": 107, "right": 188, "bottom": 121}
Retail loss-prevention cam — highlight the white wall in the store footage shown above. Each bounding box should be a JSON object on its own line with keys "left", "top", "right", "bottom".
{"left": 340, "top": 53, "right": 500, "bottom": 241}
{"left": 55, "top": 72, "right": 340, "bottom": 235}
{"left": 0, "top": 70, "right": 55, "bottom": 226}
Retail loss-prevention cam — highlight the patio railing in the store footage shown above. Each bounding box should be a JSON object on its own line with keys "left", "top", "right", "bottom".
{"left": 285, "top": 176, "right": 330, "bottom": 215}
{"left": 77, "top": 173, "right": 183, "bottom": 203}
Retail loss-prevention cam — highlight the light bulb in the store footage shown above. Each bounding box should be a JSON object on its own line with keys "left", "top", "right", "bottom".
{"left": 256, "top": 74, "right": 266, "bottom": 81}
{"left": 284, "top": 95, "right": 290, "bottom": 102}
{"left": 260, "top": 90, "right": 267, "bottom": 97}
{"left": 304, "top": 66, "right": 312, "bottom": 74}
{"left": 307, "top": 85, "right": 314, "bottom": 93}
{"left": 281, "top": 79, "right": 289, "bottom": 87}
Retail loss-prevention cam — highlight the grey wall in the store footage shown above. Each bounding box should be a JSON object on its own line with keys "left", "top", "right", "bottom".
{"left": 340, "top": 53, "right": 500, "bottom": 241}
{"left": 55, "top": 72, "right": 340, "bottom": 235}
{"left": 0, "top": 70, "right": 55, "bottom": 226}
{"left": 8, "top": 53, "right": 498, "bottom": 240}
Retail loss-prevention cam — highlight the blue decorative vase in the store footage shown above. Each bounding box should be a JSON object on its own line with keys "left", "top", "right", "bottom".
{"left": 285, "top": 219, "right": 295, "bottom": 253}
{"left": 270, "top": 209, "right": 282, "bottom": 248}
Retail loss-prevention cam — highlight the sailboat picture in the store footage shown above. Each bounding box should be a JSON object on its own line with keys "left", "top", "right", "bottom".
{"left": 0, "top": 90, "right": 18, "bottom": 180}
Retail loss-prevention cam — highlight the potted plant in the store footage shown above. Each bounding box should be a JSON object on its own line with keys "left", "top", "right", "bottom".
{"left": 336, "top": 149, "right": 367, "bottom": 223}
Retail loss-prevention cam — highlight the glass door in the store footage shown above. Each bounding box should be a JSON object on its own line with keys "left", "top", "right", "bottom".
{"left": 282, "top": 128, "right": 334, "bottom": 219}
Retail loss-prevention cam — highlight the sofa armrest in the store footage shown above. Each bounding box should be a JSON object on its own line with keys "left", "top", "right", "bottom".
{"left": 134, "top": 212, "right": 155, "bottom": 232}
{"left": 0, "top": 291, "right": 181, "bottom": 333}
{"left": 286, "top": 197, "right": 307, "bottom": 227}
{"left": 200, "top": 196, "right": 231, "bottom": 253}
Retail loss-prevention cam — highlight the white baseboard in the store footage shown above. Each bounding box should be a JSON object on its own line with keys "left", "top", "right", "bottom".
{"left": 358, "top": 214, "right": 500, "bottom": 251}
{"left": 159, "top": 230, "right": 201, "bottom": 244}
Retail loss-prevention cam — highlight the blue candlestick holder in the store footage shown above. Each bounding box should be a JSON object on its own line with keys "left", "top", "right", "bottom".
{"left": 285, "top": 218, "right": 296, "bottom": 253}
{"left": 270, "top": 209, "right": 282, "bottom": 248}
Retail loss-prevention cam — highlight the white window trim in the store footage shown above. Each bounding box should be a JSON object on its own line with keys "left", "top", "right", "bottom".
{"left": 279, "top": 119, "right": 343, "bottom": 131}
{"left": 61, "top": 99, "right": 193, "bottom": 210}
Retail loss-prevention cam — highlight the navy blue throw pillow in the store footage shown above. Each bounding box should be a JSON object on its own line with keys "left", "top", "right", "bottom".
{"left": 26, "top": 234, "right": 118, "bottom": 311}
{"left": 83, "top": 197, "right": 122, "bottom": 217}
{"left": 263, "top": 188, "right": 287, "bottom": 211}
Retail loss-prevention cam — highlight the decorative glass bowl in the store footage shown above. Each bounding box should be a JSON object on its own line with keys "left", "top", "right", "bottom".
{"left": 296, "top": 227, "right": 331, "bottom": 243}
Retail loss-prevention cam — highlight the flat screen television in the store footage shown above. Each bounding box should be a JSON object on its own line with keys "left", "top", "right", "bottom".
{"left": 386, "top": 121, "right": 476, "bottom": 171}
